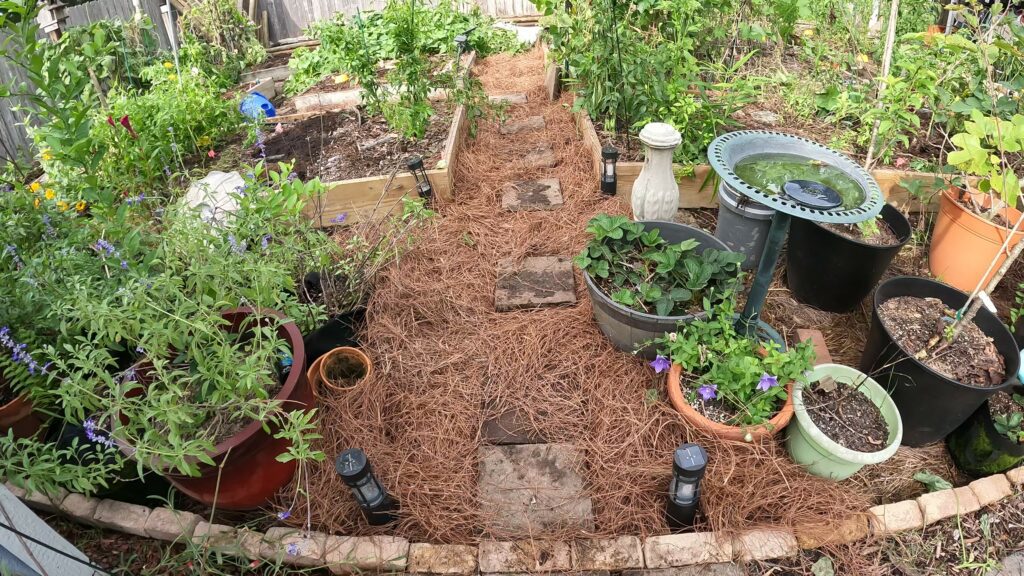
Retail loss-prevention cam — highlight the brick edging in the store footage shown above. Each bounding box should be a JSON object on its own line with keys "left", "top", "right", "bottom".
{"left": 8, "top": 466, "right": 1023, "bottom": 573}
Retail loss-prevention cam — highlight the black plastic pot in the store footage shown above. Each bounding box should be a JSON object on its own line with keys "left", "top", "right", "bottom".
{"left": 859, "top": 276, "right": 1020, "bottom": 446}
{"left": 304, "top": 309, "right": 366, "bottom": 365}
{"left": 787, "top": 204, "right": 911, "bottom": 312}
{"left": 947, "top": 391, "right": 1024, "bottom": 477}
{"left": 584, "top": 221, "right": 736, "bottom": 359}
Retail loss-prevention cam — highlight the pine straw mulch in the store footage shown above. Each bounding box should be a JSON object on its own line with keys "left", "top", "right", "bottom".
{"left": 283, "top": 46, "right": 1014, "bottom": 549}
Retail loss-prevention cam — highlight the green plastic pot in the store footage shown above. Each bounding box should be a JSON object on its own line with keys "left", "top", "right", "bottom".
{"left": 787, "top": 364, "right": 903, "bottom": 480}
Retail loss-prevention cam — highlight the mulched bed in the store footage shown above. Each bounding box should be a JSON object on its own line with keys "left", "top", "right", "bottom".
{"left": 878, "top": 296, "right": 1006, "bottom": 387}
{"left": 257, "top": 103, "right": 453, "bottom": 182}
{"left": 804, "top": 378, "right": 889, "bottom": 452}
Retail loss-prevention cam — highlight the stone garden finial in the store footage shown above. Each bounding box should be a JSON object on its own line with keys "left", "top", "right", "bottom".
{"left": 631, "top": 122, "right": 681, "bottom": 221}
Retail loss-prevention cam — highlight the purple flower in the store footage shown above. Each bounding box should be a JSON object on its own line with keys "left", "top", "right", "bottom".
{"left": 136, "top": 346, "right": 145, "bottom": 354}
{"left": 163, "top": 166, "right": 172, "bottom": 177}
{"left": 697, "top": 383, "right": 718, "bottom": 401}
{"left": 121, "top": 367, "right": 136, "bottom": 383}
{"left": 0, "top": 326, "right": 47, "bottom": 375}
{"left": 331, "top": 213, "right": 348, "bottom": 224}
{"left": 650, "top": 355, "right": 671, "bottom": 374}
{"left": 93, "top": 239, "right": 117, "bottom": 257}
{"left": 125, "top": 193, "right": 146, "bottom": 206}
{"left": 120, "top": 260, "right": 128, "bottom": 270}
{"left": 277, "top": 509, "right": 291, "bottom": 521}
{"left": 756, "top": 373, "right": 779, "bottom": 392}
{"left": 286, "top": 543, "right": 299, "bottom": 556}
{"left": 260, "top": 234, "right": 272, "bottom": 250}
{"left": 83, "top": 418, "right": 116, "bottom": 449}
{"left": 3, "top": 245, "right": 23, "bottom": 269}
{"left": 227, "top": 234, "right": 247, "bottom": 256}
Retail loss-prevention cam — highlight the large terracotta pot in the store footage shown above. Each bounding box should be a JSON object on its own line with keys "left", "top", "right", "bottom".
{"left": 929, "top": 189, "right": 1024, "bottom": 292}
{"left": 665, "top": 363, "right": 795, "bottom": 442}
{"left": 130, "top": 307, "right": 313, "bottom": 510}
{"left": 0, "top": 393, "right": 45, "bottom": 438}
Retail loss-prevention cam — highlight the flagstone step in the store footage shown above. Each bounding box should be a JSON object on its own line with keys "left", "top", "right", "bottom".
{"left": 523, "top": 143, "right": 557, "bottom": 169}
{"left": 499, "top": 115, "right": 546, "bottom": 135}
{"left": 501, "top": 179, "right": 562, "bottom": 211}
{"left": 494, "top": 256, "right": 575, "bottom": 312}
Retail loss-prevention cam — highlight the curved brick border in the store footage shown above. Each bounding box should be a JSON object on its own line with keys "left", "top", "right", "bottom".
{"left": 7, "top": 466, "right": 1022, "bottom": 573}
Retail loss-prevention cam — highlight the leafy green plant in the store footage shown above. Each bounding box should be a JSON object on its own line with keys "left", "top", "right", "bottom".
{"left": 992, "top": 393, "right": 1024, "bottom": 443}
{"left": 178, "top": 0, "right": 267, "bottom": 85}
{"left": 651, "top": 298, "right": 816, "bottom": 426}
{"left": 574, "top": 214, "right": 744, "bottom": 316}
{"left": 947, "top": 110, "right": 1024, "bottom": 211}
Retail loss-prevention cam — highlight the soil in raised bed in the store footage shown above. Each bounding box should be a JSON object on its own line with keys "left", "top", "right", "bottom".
{"left": 878, "top": 296, "right": 1006, "bottom": 387}
{"left": 821, "top": 217, "right": 900, "bottom": 246}
{"left": 257, "top": 103, "right": 452, "bottom": 182}
{"left": 803, "top": 377, "right": 889, "bottom": 452}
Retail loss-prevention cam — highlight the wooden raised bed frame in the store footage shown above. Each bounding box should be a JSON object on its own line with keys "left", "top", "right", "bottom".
{"left": 299, "top": 54, "right": 477, "bottom": 226}
{"left": 572, "top": 100, "right": 952, "bottom": 213}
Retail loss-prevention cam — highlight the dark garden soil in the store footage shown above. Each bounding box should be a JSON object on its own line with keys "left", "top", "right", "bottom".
{"left": 692, "top": 392, "right": 784, "bottom": 428}
{"left": 252, "top": 50, "right": 292, "bottom": 72}
{"left": 821, "top": 218, "right": 900, "bottom": 247}
{"left": 256, "top": 103, "right": 452, "bottom": 183}
{"left": 804, "top": 379, "right": 889, "bottom": 452}
{"left": 878, "top": 296, "right": 1006, "bottom": 387}
{"left": 323, "top": 353, "right": 367, "bottom": 388}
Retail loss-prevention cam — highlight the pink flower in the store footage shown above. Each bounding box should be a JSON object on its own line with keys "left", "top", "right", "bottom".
{"left": 207, "top": 149, "right": 217, "bottom": 158}
{"left": 119, "top": 115, "right": 137, "bottom": 139}
{"left": 274, "top": 123, "right": 284, "bottom": 134}
{"left": 106, "top": 115, "right": 116, "bottom": 128}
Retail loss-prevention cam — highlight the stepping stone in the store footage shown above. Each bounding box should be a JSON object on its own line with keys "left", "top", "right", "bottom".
{"left": 499, "top": 115, "right": 546, "bottom": 135}
{"left": 478, "top": 443, "right": 594, "bottom": 534}
{"left": 523, "top": 143, "right": 557, "bottom": 169}
{"left": 489, "top": 92, "right": 528, "bottom": 105}
{"left": 501, "top": 179, "right": 562, "bottom": 211}
{"left": 481, "top": 402, "right": 547, "bottom": 445}
{"left": 494, "top": 256, "right": 576, "bottom": 312}
{"left": 987, "top": 552, "right": 1024, "bottom": 576}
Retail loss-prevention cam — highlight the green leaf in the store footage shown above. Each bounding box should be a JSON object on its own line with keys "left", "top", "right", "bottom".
{"left": 913, "top": 471, "right": 953, "bottom": 492}
{"left": 811, "top": 556, "right": 835, "bottom": 576}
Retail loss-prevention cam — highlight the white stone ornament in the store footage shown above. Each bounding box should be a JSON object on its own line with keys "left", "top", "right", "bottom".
{"left": 631, "top": 122, "right": 682, "bottom": 221}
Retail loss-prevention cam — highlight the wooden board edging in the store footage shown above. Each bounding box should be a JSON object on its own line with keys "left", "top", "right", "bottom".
{"left": 572, "top": 98, "right": 950, "bottom": 213}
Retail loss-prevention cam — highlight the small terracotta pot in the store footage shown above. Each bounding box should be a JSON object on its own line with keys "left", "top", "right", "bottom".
{"left": 318, "top": 347, "right": 373, "bottom": 394}
{"left": 929, "top": 189, "right": 1024, "bottom": 292}
{"left": 0, "top": 393, "right": 45, "bottom": 439}
{"left": 665, "top": 363, "right": 794, "bottom": 442}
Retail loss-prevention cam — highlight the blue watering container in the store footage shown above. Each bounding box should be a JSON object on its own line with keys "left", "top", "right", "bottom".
{"left": 240, "top": 92, "right": 276, "bottom": 120}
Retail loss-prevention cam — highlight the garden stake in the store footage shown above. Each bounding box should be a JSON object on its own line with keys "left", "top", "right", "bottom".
{"left": 665, "top": 443, "right": 707, "bottom": 530}
{"left": 335, "top": 448, "right": 399, "bottom": 526}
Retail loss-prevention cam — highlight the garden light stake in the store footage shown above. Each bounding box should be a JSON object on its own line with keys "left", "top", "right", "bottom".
{"left": 601, "top": 145, "right": 619, "bottom": 196}
{"left": 665, "top": 443, "right": 707, "bottom": 530}
{"left": 407, "top": 155, "right": 433, "bottom": 200}
{"left": 335, "top": 448, "right": 399, "bottom": 525}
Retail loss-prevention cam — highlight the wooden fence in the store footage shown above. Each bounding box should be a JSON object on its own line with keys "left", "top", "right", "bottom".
{"left": 0, "top": 0, "right": 539, "bottom": 166}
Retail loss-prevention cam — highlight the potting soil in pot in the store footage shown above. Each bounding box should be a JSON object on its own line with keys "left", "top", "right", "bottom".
{"left": 691, "top": 394, "right": 783, "bottom": 428}
{"left": 820, "top": 218, "right": 900, "bottom": 247}
{"left": 803, "top": 377, "right": 889, "bottom": 452}
{"left": 877, "top": 296, "right": 1005, "bottom": 386}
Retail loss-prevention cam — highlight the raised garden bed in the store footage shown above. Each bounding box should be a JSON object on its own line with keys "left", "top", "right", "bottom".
{"left": 572, "top": 102, "right": 954, "bottom": 213}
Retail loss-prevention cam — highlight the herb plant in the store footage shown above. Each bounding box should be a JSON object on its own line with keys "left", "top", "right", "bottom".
{"left": 992, "top": 393, "right": 1024, "bottom": 444}
{"left": 651, "top": 298, "right": 816, "bottom": 427}
{"left": 574, "top": 214, "right": 744, "bottom": 317}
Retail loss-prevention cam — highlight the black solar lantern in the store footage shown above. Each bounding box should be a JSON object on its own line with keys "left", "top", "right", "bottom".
{"left": 406, "top": 156, "right": 433, "bottom": 200}
{"left": 665, "top": 443, "right": 707, "bottom": 530}
{"left": 601, "top": 145, "right": 619, "bottom": 196}
{"left": 335, "top": 449, "right": 399, "bottom": 525}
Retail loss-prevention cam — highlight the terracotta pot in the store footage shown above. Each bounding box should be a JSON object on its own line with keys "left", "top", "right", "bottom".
{"left": 929, "top": 189, "right": 1024, "bottom": 292}
{"left": 318, "top": 347, "right": 372, "bottom": 394}
{"left": 665, "top": 363, "right": 794, "bottom": 442}
{"left": 0, "top": 393, "right": 44, "bottom": 438}
{"left": 140, "top": 307, "right": 314, "bottom": 510}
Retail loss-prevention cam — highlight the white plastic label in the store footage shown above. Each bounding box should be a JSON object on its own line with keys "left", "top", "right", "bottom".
{"left": 978, "top": 291, "right": 997, "bottom": 315}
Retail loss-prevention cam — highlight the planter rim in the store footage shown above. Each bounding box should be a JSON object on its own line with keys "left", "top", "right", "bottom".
{"left": 582, "top": 219, "right": 730, "bottom": 325}
{"left": 943, "top": 188, "right": 1024, "bottom": 233}
{"left": 317, "top": 346, "right": 372, "bottom": 394}
{"left": 118, "top": 306, "right": 306, "bottom": 467}
{"left": 809, "top": 203, "right": 912, "bottom": 250}
{"left": 872, "top": 276, "right": 1017, "bottom": 392}
{"left": 666, "top": 363, "right": 794, "bottom": 442}
{"left": 792, "top": 363, "right": 903, "bottom": 462}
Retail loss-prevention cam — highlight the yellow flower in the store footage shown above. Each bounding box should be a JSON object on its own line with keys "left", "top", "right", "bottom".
{"left": 197, "top": 135, "right": 212, "bottom": 147}
{"left": 40, "top": 150, "right": 52, "bottom": 161}
{"left": 33, "top": 197, "right": 40, "bottom": 208}
{"left": 856, "top": 53, "right": 869, "bottom": 63}
{"left": 164, "top": 61, "right": 174, "bottom": 69}
{"left": 168, "top": 73, "right": 177, "bottom": 81}
{"left": 802, "top": 28, "right": 815, "bottom": 37}
{"left": 44, "top": 189, "right": 55, "bottom": 200}
{"left": 29, "top": 182, "right": 41, "bottom": 193}
{"left": 56, "top": 200, "right": 69, "bottom": 211}
{"left": 75, "top": 200, "right": 87, "bottom": 212}
{"left": 334, "top": 73, "right": 350, "bottom": 84}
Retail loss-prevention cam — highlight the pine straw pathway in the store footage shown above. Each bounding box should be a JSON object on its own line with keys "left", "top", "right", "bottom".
{"left": 289, "top": 47, "right": 959, "bottom": 563}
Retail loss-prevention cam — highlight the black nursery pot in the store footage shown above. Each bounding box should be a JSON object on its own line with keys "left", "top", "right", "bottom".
{"left": 947, "top": 392, "right": 1024, "bottom": 477}
{"left": 859, "top": 276, "right": 1020, "bottom": 447}
{"left": 787, "top": 204, "right": 911, "bottom": 312}
{"left": 304, "top": 309, "right": 367, "bottom": 365}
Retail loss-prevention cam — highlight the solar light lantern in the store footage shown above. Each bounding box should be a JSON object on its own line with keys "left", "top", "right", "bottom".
{"left": 406, "top": 156, "right": 433, "bottom": 200}
{"left": 665, "top": 443, "right": 707, "bottom": 530}
{"left": 335, "top": 448, "right": 399, "bottom": 526}
{"left": 601, "top": 145, "right": 619, "bottom": 196}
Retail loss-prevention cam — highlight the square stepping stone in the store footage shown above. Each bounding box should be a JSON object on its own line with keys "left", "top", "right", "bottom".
{"left": 478, "top": 443, "right": 594, "bottom": 534}
{"left": 489, "top": 92, "right": 528, "bottom": 105}
{"left": 481, "top": 401, "right": 547, "bottom": 445}
{"left": 499, "top": 116, "right": 546, "bottom": 135}
{"left": 501, "top": 179, "right": 563, "bottom": 211}
{"left": 495, "top": 257, "right": 576, "bottom": 312}
{"left": 523, "top": 144, "right": 557, "bottom": 169}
